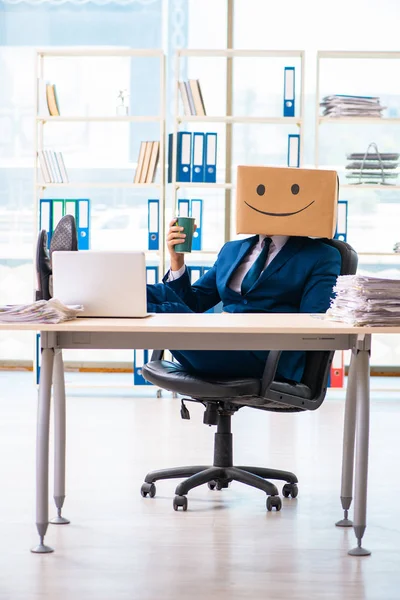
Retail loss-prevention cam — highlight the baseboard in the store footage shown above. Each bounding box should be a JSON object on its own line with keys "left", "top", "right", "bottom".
{"left": 0, "top": 360, "right": 134, "bottom": 373}
{"left": 1, "top": 360, "right": 400, "bottom": 376}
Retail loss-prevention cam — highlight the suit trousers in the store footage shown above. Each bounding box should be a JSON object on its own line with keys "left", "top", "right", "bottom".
{"left": 147, "top": 283, "right": 267, "bottom": 378}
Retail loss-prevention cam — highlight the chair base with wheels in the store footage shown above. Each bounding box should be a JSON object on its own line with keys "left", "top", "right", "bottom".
{"left": 140, "top": 391, "right": 298, "bottom": 512}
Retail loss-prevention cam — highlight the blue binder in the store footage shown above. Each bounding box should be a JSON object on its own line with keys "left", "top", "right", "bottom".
{"left": 146, "top": 265, "right": 159, "bottom": 284}
{"left": 52, "top": 199, "right": 64, "bottom": 232}
{"left": 287, "top": 134, "right": 300, "bottom": 168}
{"left": 191, "top": 199, "right": 203, "bottom": 251}
{"left": 178, "top": 199, "right": 190, "bottom": 217}
{"left": 133, "top": 349, "right": 152, "bottom": 386}
{"left": 167, "top": 133, "right": 173, "bottom": 183}
{"left": 191, "top": 132, "right": 205, "bottom": 182}
{"left": 334, "top": 200, "right": 348, "bottom": 242}
{"left": 204, "top": 133, "right": 217, "bottom": 183}
{"left": 148, "top": 199, "right": 160, "bottom": 250}
{"left": 168, "top": 132, "right": 192, "bottom": 183}
{"left": 77, "top": 199, "right": 90, "bottom": 250}
{"left": 188, "top": 266, "right": 202, "bottom": 284}
{"left": 178, "top": 132, "right": 191, "bottom": 182}
{"left": 283, "top": 66, "right": 295, "bottom": 117}
{"left": 64, "top": 199, "right": 78, "bottom": 220}
{"left": 39, "top": 199, "right": 53, "bottom": 248}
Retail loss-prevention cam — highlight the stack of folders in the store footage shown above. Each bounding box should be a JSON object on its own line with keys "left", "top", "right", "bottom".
{"left": 320, "top": 95, "right": 385, "bottom": 118}
{"left": 134, "top": 141, "right": 160, "bottom": 184}
{"left": 179, "top": 80, "right": 206, "bottom": 116}
{"left": 327, "top": 275, "right": 400, "bottom": 326}
{"left": 168, "top": 132, "right": 217, "bottom": 183}
{"left": 345, "top": 152, "right": 399, "bottom": 184}
{"left": 38, "top": 80, "right": 60, "bottom": 117}
{"left": 38, "top": 150, "right": 69, "bottom": 184}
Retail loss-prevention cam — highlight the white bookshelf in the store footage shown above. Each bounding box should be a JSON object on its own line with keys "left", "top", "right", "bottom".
{"left": 171, "top": 48, "right": 306, "bottom": 257}
{"left": 33, "top": 47, "right": 166, "bottom": 389}
{"left": 315, "top": 51, "right": 400, "bottom": 375}
{"left": 34, "top": 47, "right": 166, "bottom": 274}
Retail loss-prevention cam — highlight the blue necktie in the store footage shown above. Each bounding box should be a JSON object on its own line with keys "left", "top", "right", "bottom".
{"left": 241, "top": 236, "right": 272, "bottom": 296}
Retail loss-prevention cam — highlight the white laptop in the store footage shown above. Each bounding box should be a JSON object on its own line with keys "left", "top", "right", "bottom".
{"left": 52, "top": 251, "right": 149, "bottom": 318}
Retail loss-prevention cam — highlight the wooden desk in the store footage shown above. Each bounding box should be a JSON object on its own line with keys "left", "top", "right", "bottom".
{"left": 1, "top": 313, "right": 398, "bottom": 556}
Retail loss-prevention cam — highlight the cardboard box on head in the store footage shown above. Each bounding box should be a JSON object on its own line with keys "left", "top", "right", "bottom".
{"left": 236, "top": 166, "right": 338, "bottom": 239}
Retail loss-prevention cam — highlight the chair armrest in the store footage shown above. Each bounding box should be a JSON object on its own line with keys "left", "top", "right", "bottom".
{"left": 150, "top": 350, "right": 164, "bottom": 361}
{"left": 260, "top": 350, "right": 282, "bottom": 396}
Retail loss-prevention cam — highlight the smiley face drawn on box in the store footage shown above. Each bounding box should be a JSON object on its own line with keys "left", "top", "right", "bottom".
{"left": 236, "top": 166, "right": 338, "bottom": 238}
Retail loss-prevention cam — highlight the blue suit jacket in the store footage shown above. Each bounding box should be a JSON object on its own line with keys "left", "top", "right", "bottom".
{"left": 164, "top": 236, "right": 341, "bottom": 382}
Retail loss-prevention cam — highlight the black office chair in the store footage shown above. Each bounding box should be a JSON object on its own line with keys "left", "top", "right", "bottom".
{"left": 140, "top": 239, "right": 358, "bottom": 512}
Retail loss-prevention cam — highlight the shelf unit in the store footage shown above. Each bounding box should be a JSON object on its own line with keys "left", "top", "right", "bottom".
{"left": 315, "top": 51, "right": 400, "bottom": 377}
{"left": 315, "top": 51, "right": 400, "bottom": 169}
{"left": 34, "top": 47, "right": 166, "bottom": 274}
{"left": 171, "top": 48, "right": 305, "bottom": 254}
{"left": 33, "top": 47, "right": 166, "bottom": 389}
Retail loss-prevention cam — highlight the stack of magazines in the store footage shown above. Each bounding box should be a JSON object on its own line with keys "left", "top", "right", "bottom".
{"left": 0, "top": 298, "right": 83, "bottom": 324}
{"left": 327, "top": 275, "right": 400, "bottom": 326}
{"left": 345, "top": 151, "right": 399, "bottom": 184}
{"left": 320, "top": 94, "right": 385, "bottom": 118}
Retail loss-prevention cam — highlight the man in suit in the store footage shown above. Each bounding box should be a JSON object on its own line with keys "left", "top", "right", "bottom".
{"left": 147, "top": 166, "right": 342, "bottom": 383}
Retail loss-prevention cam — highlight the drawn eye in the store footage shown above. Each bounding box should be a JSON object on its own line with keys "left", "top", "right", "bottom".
{"left": 291, "top": 184, "right": 300, "bottom": 195}
{"left": 256, "top": 184, "right": 265, "bottom": 196}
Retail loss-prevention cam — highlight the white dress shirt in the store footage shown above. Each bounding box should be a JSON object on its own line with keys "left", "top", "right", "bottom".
{"left": 169, "top": 234, "right": 290, "bottom": 294}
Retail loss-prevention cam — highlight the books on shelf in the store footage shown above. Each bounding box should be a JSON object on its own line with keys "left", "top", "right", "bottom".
{"left": 44, "top": 82, "right": 60, "bottom": 116}
{"left": 320, "top": 94, "right": 386, "bottom": 118}
{"left": 38, "top": 150, "right": 69, "bottom": 184}
{"left": 37, "top": 79, "right": 60, "bottom": 116}
{"left": 134, "top": 141, "right": 160, "bottom": 184}
{"left": 179, "top": 79, "right": 206, "bottom": 116}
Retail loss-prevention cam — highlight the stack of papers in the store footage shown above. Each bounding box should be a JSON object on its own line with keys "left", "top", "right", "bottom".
{"left": 345, "top": 151, "right": 399, "bottom": 184}
{"left": 0, "top": 298, "right": 83, "bottom": 324}
{"left": 327, "top": 275, "right": 400, "bottom": 326}
{"left": 320, "top": 94, "right": 385, "bottom": 118}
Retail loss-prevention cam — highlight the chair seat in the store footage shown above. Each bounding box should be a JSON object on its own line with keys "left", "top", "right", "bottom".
{"left": 142, "top": 360, "right": 261, "bottom": 398}
{"left": 142, "top": 360, "right": 313, "bottom": 402}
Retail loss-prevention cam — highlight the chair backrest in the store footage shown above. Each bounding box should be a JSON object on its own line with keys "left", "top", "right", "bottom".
{"left": 301, "top": 238, "right": 358, "bottom": 397}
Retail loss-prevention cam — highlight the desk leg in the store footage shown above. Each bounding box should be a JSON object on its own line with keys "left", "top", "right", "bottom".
{"left": 349, "top": 340, "right": 371, "bottom": 557}
{"left": 50, "top": 349, "right": 70, "bottom": 526}
{"left": 31, "top": 348, "right": 54, "bottom": 554}
{"left": 336, "top": 349, "right": 357, "bottom": 528}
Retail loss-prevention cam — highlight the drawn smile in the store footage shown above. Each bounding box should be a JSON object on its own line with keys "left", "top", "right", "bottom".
{"left": 244, "top": 200, "right": 315, "bottom": 217}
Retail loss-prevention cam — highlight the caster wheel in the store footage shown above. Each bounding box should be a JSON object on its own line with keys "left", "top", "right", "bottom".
{"left": 208, "top": 481, "right": 217, "bottom": 490}
{"left": 156, "top": 390, "right": 162, "bottom": 398}
{"left": 282, "top": 483, "right": 298, "bottom": 499}
{"left": 266, "top": 496, "right": 282, "bottom": 512}
{"left": 141, "top": 482, "right": 156, "bottom": 498}
{"left": 216, "top": 480, "right": 229, "bottom": 490}
{"left": 173, "top": 495, "right": 188, "bottom": 511}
